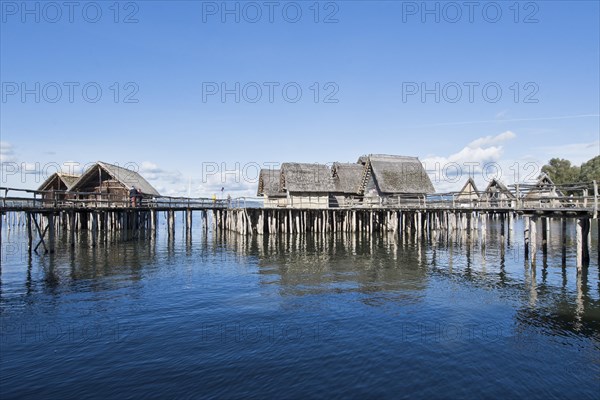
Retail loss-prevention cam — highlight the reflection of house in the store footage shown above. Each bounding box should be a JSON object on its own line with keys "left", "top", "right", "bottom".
{"left": 358, "top": 154, "right": 435, "bottom": 206}
{"left": 257, "top": 169, "right": 287, "bottom": 207}
{"left": 523, "top": 174, "right": 562, "bottom": 208}
{"left": 69, "top": 161, "right": 160, "bottom": 206}
{"left": 38, "top": 173, "right": 80, "bottom": 201}
{"left": 484, "top": 178, "right": 516, "bottom": 207}
{"left": 330, "top": 162, "right": 364, "bottom": 207}
{"left": 456, "top": 177, "right": 479, "bottom": 206}
{"left": 280, "top": 163, "right": 334, "bottom": 209}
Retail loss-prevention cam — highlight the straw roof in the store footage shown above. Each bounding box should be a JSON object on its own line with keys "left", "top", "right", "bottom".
{"left": 69, "top": 161, "right": 160, "bottom": 196}
{"left": 359, "top": 154, "right": 435, "bottom": 194}
{"left": 38, "top": 172, "right": 80, "bottom": 191}
{"left": 281, "top": 163, "right": 334, "bottom": 193}
{"left": 257, "top": 169, "right": 285, "bottom": 197}
{"left": 485, "top": 178, "right": 515, "bottom": 198}
{"left": 524, "top": 173, "right": 562, "bottom": 199}
{"left": 332, "top": 162, "right": 364, "bottom": 194}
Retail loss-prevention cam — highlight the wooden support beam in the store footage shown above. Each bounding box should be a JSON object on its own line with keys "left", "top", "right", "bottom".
{"left": 576, "top": 219, "right": 583, "bottom": 270}
{"left": 541, "top": 217, "right": 548, "bottom": 255}
{"left": 26, "top": 212, "right": 33, "bottom": 253}
{"left": 32, "top": 215, "right": 48, "bottom": 253}
{"left": 581, "top": 218, "right": 590, "bottom": 266}
{"left": 561, "top": 218, "right": 567, "bottom": 266}
{"left": 524, "top": 216, "right": 530, "bottom": 260}
{"left": 530, "top": 217, "right": 537, "bottom": 265}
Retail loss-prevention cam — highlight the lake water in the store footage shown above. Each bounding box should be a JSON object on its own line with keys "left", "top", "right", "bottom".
{"left": 1, "top": 216, "right": 599, "bottom": 398}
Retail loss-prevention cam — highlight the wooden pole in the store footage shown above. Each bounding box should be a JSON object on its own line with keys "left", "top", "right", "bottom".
{"left": 524, "top": 216, "right": 530, "bottom": 260}
{"left": 186, "top": 209, "right": 192, "bottom": 239}
{"left": 47, "top": 213, "right": 55, "bottom": 254}
{"left": 0, "top": 212, "right": 2, "bottom": 264}
{"left": 26, "top": 212, "right": 33, "bottom": 253}
{"left": 576, "top": 219, "right": 583, "bottom": 270}
{"left": 581, "top": 218, "right": 590, "bottom": 266}
{"left": 541, "top": 217, "right": 548, "bottom": 256}
{"left": 561, "top": 218, "right": 567, "bottom": 266}
{"left": 91, "top": 212, "right": 98, "bottom": 246}
{"left": 530, "top": 217, "right": 537, "bottom": 265}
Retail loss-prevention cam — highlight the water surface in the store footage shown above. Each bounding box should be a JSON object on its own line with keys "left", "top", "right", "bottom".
{"left": 1, "top": 217, "right": 599, "bottom": 398}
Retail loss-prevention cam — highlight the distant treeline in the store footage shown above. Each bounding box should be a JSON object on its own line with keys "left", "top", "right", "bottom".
{"left": 541, "top": 155, "right": 600, "bottom": 185}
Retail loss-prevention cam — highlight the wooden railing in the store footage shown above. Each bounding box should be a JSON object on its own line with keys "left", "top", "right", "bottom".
{"left": 1, "top": 180, "right": 598, "bottom": 214}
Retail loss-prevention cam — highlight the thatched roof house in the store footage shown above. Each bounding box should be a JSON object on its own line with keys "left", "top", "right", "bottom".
{"left": 358, "top": 154, "right": 435, "bottom": 202}
{"left": 69, "top": 161, "right": 160, "bottom": 204}
{"left": 38, "top": 172, "right": 80, "bottom": 192}
{"left": 484, "top": 178, "right": 515, "bottom": 207}
{"left": 332, "top": 163, "right": 364, "bottom": 194}
{"left": 331, "top": 162, "right": 364, "bottom": 207}
{"left": 280, "top": 163, "right": 334, "bottom": 208}
{"left": 456, "top": 177, "right": 479, "bottom": 204}
{"left": 38, "top": 172, "right": 81, "bottom": 200}
{"left": 523, "top": 173, "right": 562, "bottom": 207}
{"left": 257, "top": 168, "right": 287, "bottom": 207}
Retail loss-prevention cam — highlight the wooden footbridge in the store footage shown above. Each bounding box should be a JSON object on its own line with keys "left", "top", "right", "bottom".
{"left": 1, "top": 183, "right": 598, "bottom": 269}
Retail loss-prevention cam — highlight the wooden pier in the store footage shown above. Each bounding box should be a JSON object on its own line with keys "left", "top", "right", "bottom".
{"left": 1, "top": 184, "right": 598, "bottom": 270}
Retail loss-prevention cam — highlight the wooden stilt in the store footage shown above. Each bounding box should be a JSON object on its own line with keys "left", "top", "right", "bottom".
{"left": 576, "top": 219, "right": 583, "bottom": 270}
{"left": 47, "top": 213, "right": 55, "bottom": 253}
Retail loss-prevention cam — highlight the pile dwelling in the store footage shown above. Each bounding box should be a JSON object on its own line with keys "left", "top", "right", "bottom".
{"left": 0, "top": 156, "right": 598, "bottom": 269}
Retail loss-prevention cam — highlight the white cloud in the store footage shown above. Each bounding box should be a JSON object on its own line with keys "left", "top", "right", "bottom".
{"left": 467, "top": 131, "right": 516, "bottom": 149}
{"left": 422, "top": 131, "right": 518, "bottom": 193}
{"left": 0, "top": 141, "right": 16, "bottom": 164}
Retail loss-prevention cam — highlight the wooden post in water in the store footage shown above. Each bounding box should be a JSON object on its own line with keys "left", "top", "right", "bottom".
{"left": 541, "top": 217, "right": 548, "bottom": 256}
{"left": 480, "top": 213, "right": 486, "bottom": 250}
{"left": 0, "top": 212, "right": 2, "bottom": 263}
{"left": 581, "top": 218, "right": 590, "bottom": 266}
{"left": 561, "top": 218, "right": 567, "bottom": 265}
{"left": 186, "top": 209, "right": 192, "bottom": 239}
{"left": 576, "top": 219, "right": 583, "bottom": 270}
{"left": 91, "top": 212, "right": 98, "bottom": 246}
{"left": 168, "top": 210, "right": 175, "bottom": 238}
{"left": 530, "top": 217, "right": 537, "bottom": 265}
{"left": 69, "top": 211, "right": 76, "bottom": 246}
{"left": 524, "top": 216, "right": 530, "bottom": 260}
{"left": 47, "top": 213, "right": 55, "bottom": 253}
{"left": 26, "top": 212, "right": 33, "bottom": 253}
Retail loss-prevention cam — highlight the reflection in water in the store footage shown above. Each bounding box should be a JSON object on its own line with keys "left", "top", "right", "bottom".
{"left": 0, "top": 216, "right": 599, "bottom": 398}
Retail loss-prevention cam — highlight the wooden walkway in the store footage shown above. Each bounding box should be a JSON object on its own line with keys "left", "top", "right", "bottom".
{"left": 0, "top": 185, "right": 598, "bottom": 269}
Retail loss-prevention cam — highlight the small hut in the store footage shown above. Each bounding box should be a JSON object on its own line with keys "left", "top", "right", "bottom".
{"left": 357, "top": 154, "right": 435, "bottom": 206}
{"left": 330, "top": 162, "right": 365, "bottom": 207}
{"left": 455, "top": 177, "right": 479, "bottom": 207}
{"left": 38, "top": 172, "right": 80, "bottom": 203}
{"left": 257, "top": 169, "right": 287, "bottom": 207}
{"left": 484, "top": 178, "right": 516, "bottom": 208}
{"left": 69, "top": 161, "right": 160, "bottom": 206}
{"left": 523, "top": 173, "right": 562, "bottom": 208}
{"left": 280, "top": 163, "right": 334, "bottom": 208}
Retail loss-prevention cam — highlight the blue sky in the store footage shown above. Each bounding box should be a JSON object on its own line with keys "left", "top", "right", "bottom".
{"left": 1, "top": 0, "right": 599, "bottom": 196}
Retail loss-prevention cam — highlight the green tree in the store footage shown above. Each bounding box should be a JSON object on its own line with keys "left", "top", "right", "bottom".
{"left": 579, "top": 155, "right": 600, "bottom": 182}
{"left": 541, "top": 158, "right": 580, "bottom": 185}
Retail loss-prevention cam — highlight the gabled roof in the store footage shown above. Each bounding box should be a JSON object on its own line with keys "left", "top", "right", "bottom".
{"left": 38, "top": 172, "right": 80, "bottom": 191}
{"left": 484, "top": 178, "right": 515, "bottom": 198}
{"left": 524, "top": 173, "right": 562, "bottom": 199}
{"left": 535, "top": 173, "right": 555, "bottom": 186}
{"left": 332, "top": 162, "right": 364, "bottom": 194}
{"left": 360, "top": 154, "right": 435, "bottom": 194}
{"left": 281, "top": 163, "right": 334, "bottom": 193}
{"left": 257, "top": 169, "right": 285, "bottom": 197}
{"left": 457, "top": 177, "right": 479, "bottom": 198}
{"left": 69, "top": 161, "right": 160, "bottom": 196}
